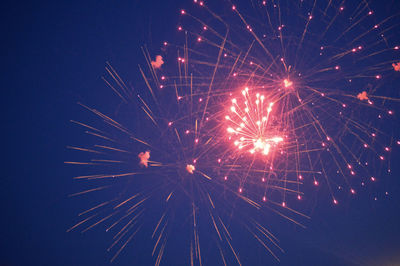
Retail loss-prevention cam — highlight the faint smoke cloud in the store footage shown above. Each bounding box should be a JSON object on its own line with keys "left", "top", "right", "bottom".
{"left": 151, "top": 55, "right": 164, "bottom": 69}
{"left": 186, "top": 164, "right": 195, "bottom": 174}
{"left": 357, "top": 91, "right": 368, "bottom": 101}
{"left": 138, "top": 151, "right": 150, "bottom": 167}
{"left": 393, "top": 62, "right": 400, "bottom": 72}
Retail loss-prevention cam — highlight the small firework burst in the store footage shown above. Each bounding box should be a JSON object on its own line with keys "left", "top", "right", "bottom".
{"left": 226, "top": 87, "right": 283, "bottom": 156}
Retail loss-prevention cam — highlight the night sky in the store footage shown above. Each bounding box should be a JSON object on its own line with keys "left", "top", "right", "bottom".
{"left": 3, "top": 0, "right": 400, "bottom": 265}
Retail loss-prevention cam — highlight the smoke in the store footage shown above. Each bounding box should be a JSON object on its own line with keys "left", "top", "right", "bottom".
{"left": 393, "top": 62, "right": 400, "bottom": 72}
{"left": 138, "top": 151, "right": 151, "bottom": 167}
{"left": 186, "top": 164, "right": 195, "bottom": 174}
{"left": 151, "top": 55, "right": 164, "bottom": 69}
{"left": 357, "top": 91, "right": 368, "bottom": 101}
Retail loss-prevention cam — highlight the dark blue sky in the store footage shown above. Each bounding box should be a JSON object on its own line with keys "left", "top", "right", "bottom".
{"left": 3, "top": 0, "right": 400, "bottom": 265}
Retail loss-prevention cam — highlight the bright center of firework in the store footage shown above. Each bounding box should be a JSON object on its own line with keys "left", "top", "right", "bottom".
{"left": 226, "top": 87, "right": 283, "bottom": 155}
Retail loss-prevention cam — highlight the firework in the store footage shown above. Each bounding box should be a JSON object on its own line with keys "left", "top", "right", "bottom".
{"left": 226, "top": 87, "right": 284, "bottom": 156}
{"left": 67, "top": 0, "right": 400, "bottom": 264}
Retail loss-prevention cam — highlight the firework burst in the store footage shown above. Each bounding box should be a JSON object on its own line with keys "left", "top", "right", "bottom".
{"left": 226, "top": 87, "right": 284, "bottom": 156}
{"left": 67, "top": 0, "right": 400, "bottom": 264}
